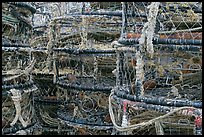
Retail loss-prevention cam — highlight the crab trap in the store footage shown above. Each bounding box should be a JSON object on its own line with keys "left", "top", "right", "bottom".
{"left": 109, "top": 2, "right": 202, "bottom": 135}
{"left": 28, "top": 2, "right": 124, "bottom": 135}
{"left": 2, "top": 2, "right": 202, "bottom": 135}
{"left": 2, "top": 2, "right": 39, "bottom": 135}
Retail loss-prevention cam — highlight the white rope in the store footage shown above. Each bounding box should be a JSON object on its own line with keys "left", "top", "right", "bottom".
{"left": 132, "top": 51, "right": 145, "bottom": 96}
{"left": 155, "top": 121, "right": 164, "bottom": 135}
{"left": 139, "top": 2, "right": 160, "bottom": 58}
{"left": 111, "top": 41, "right": 123, "bottom": 47}
{"left": 108, "top": 91, "right": 198, "bottom": 132}
{"left": 3, "top": 58, "right": 36, "bottom": 79}
{"left": 10, "top": 89, "right": 28, "bottom": 127}
{"left": 80, "top": 15, "right": 88, "bottom": 49}
{"left": 15, "top": 130, "right": 27, "bottom": 135}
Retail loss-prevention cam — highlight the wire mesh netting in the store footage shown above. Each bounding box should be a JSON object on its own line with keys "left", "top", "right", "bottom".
{"left": 115, "top": 2, "right": 202, "bottom": 101}
{"left": 27, "top": 2, "right": 122, "bottom": 135}
{"left": 110, "top": 2, "right": 202, "bottom": 135}
{"left": 2, "top": 2, "right": 202, "bottom": 135}
{"left": 2, "top": 2, "right": 38, "bottom": 135}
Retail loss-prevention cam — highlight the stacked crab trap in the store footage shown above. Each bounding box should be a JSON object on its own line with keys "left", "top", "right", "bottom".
{"left": 30, "top": 2, "right": 121, "bottom": 135}
{"left": 2, "top": 2, "right": 202, "bottom": 135}
{"left": 109, "top": 2, "right": 202, "bottom": 135}
{"left": 2, "top": 2, "right": 39, "bottom": 135}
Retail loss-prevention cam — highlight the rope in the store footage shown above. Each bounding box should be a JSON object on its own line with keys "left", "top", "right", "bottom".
{"left": 108, "top": 91, "right": 199, "bottom": 132}
{"left": 10, "top": 89, "right": 28, "bottom": 127}
{"left": 154, "top": 121, "right": 164, "bottom": 135}
{"left": 139, "top": 2, "right": 160, "bottom": 58}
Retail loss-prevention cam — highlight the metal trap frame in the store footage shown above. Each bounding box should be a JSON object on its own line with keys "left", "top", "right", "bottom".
{"left": 2, "top": 2, "right": 38, "bottom": 135}
{"left": 110, "top": 2, "right": 202, "bottom": 135}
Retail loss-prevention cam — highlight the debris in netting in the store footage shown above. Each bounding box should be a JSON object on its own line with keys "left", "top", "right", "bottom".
{"left": 2, "top": 2, "right": 202, "bottom": 135}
